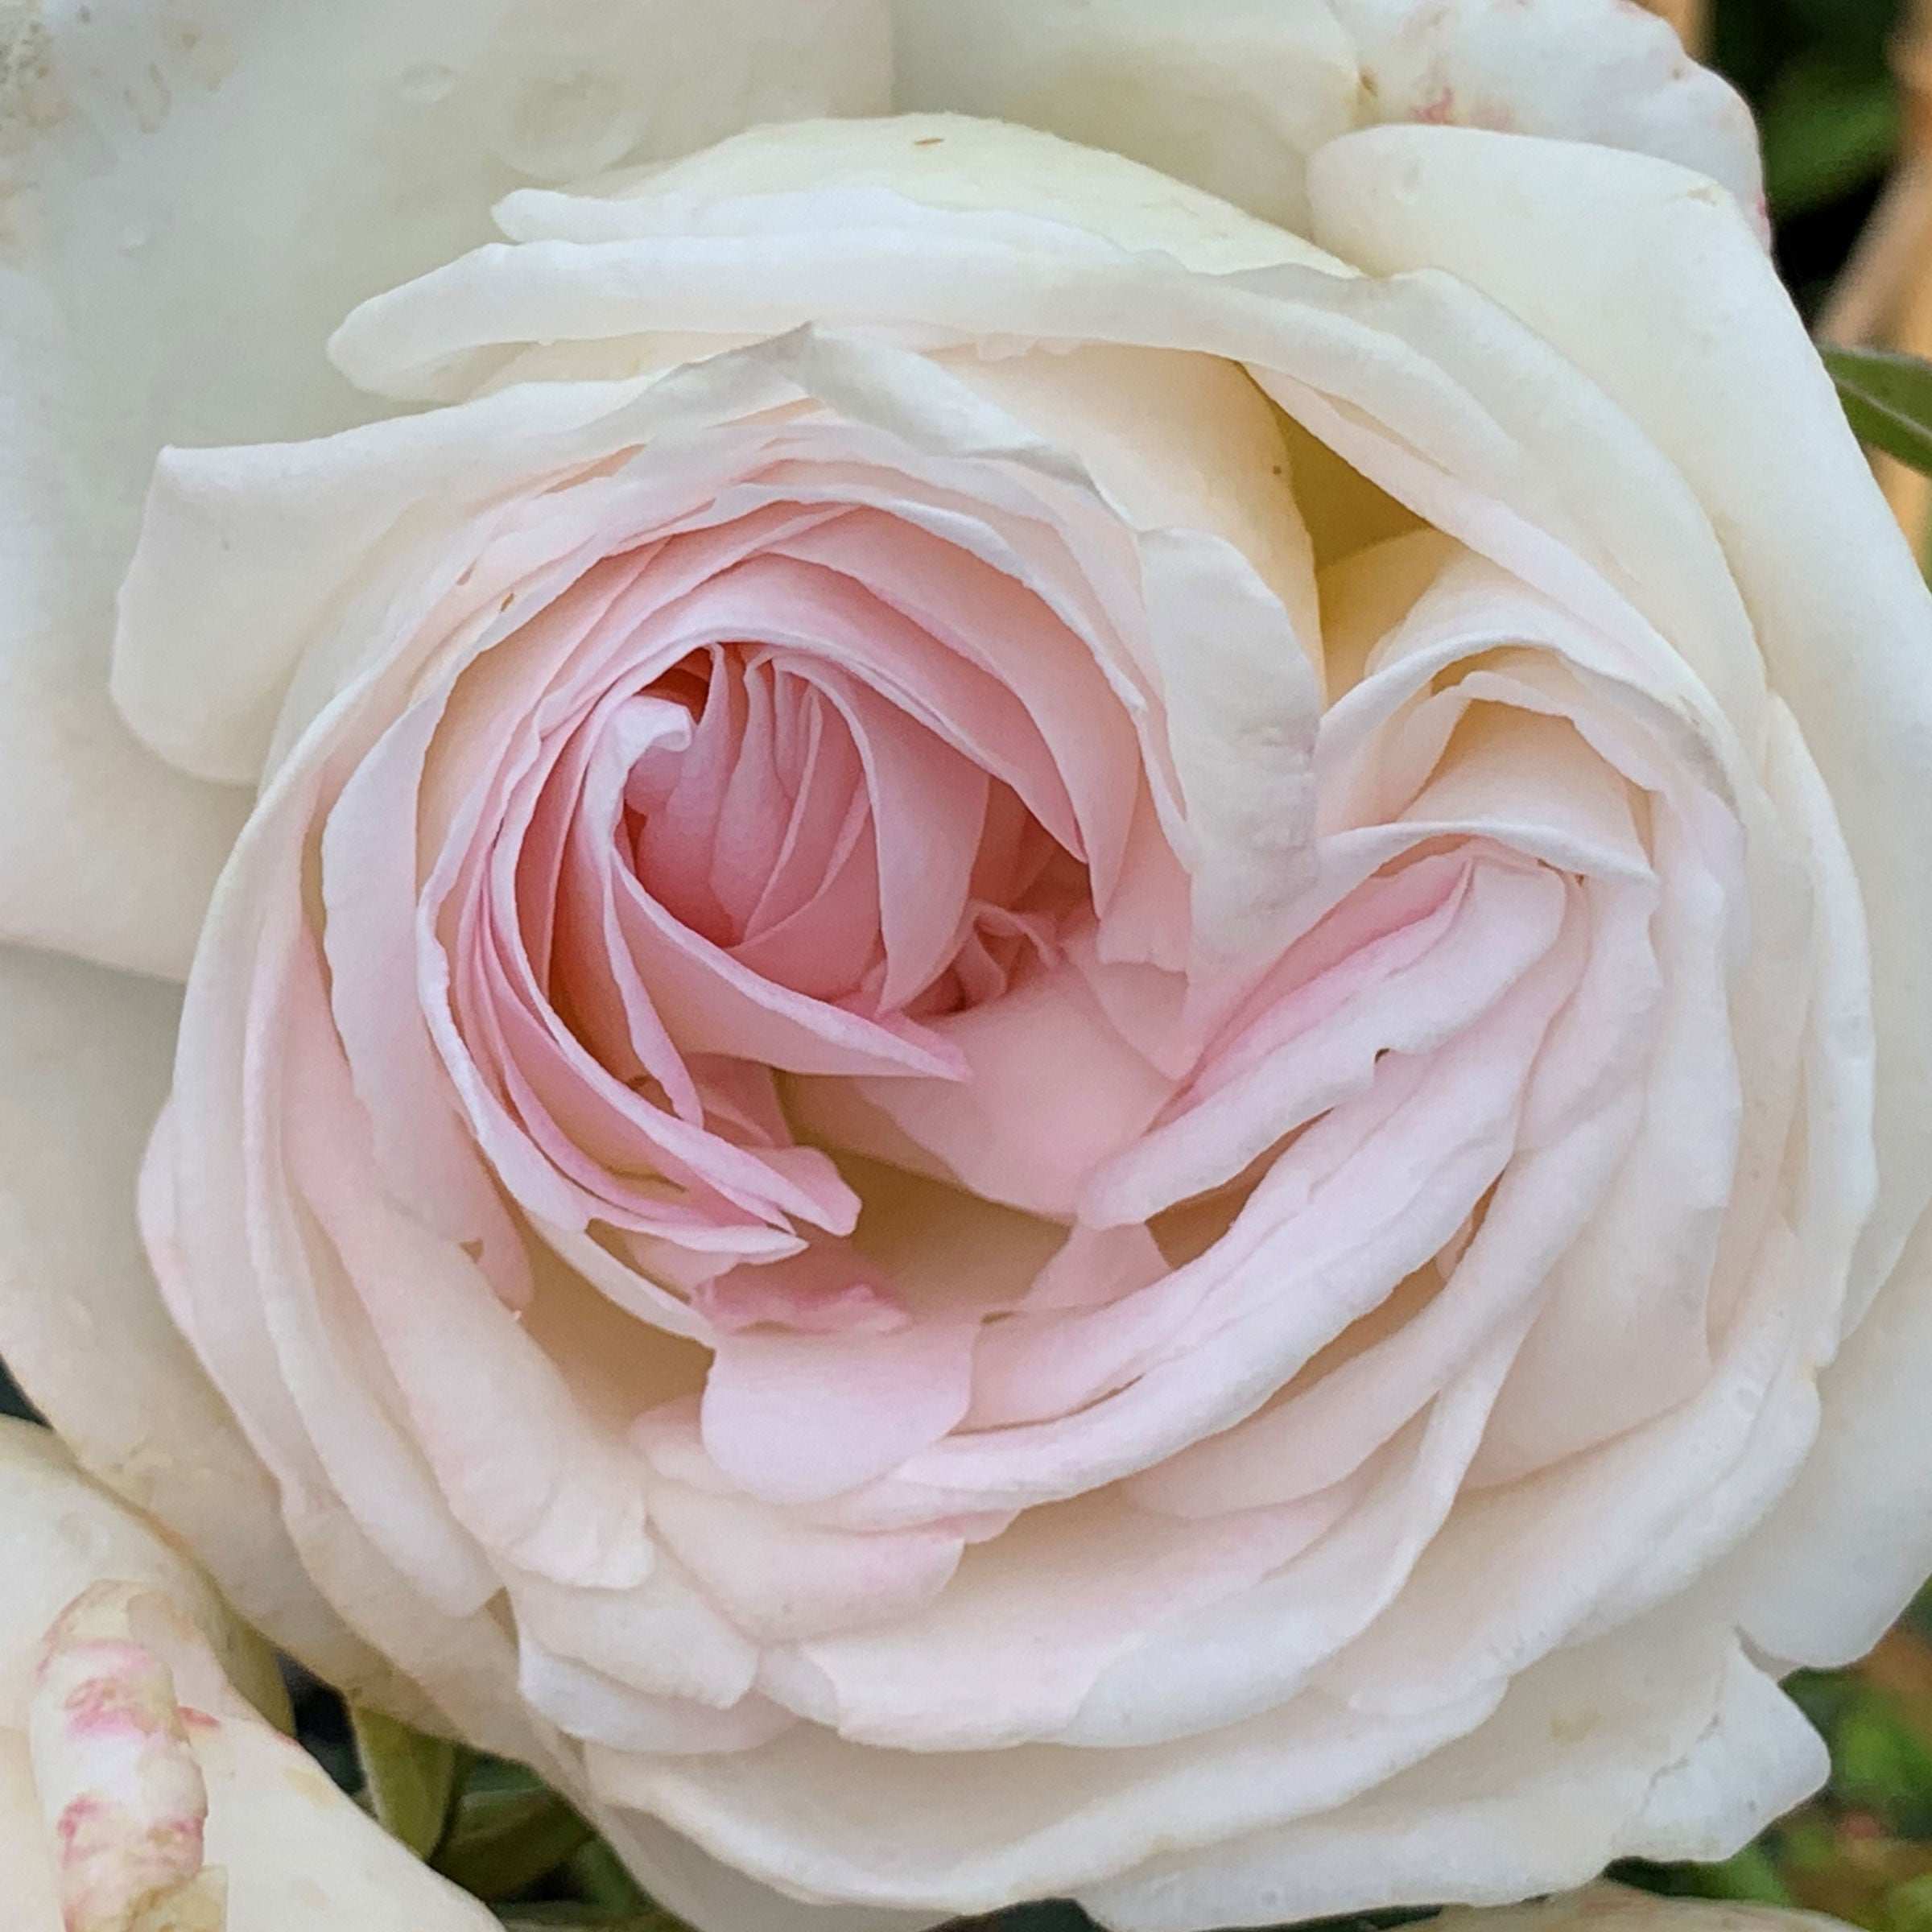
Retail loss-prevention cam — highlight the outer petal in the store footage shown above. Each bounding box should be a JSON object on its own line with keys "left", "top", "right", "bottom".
{"left": 1303, "top": 125, "right": 1932, "bottom": 1657}
{"left": 890, "top": 0, "right": 1761, "bottom": 235}
{"left": 0, "top": 1420, "right": 284, "bottom": 1727}
{"left": 1083, "top": 1612, "right": 1823, "bottom": 1930}
{"left": 0, "top": 943, "right": 408, "bottom": 1707}
{"left": 1, "top": 0, "right": 889, "bottom": 976}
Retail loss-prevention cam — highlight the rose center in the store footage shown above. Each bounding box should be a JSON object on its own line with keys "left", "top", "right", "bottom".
{"left": 611, "top": 642, "right": 1088, "bottom": 1023}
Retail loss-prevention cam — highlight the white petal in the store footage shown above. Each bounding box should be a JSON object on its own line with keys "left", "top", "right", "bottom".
{"left": 891, "top": 0, "right": 1356, "bottom": 232}
{"left": 1327, "top": 0, "right": 1763, "bottom": 225}
{"left": 1737, "top": 1208, "right": 1932, "bottom": 1666}
{"left": 0, "top": 1420, "right": 281, "bottom": 1726}
{"left": 2, "top": 0, "right": 889, "bottom": 967}
{"left": 1, "top": 254, "right": 248, "bottom": 978}
{"left": 0, "top": 1739, "right": 60, "bottom": 1927}
{"left": 1082, "top": 1618, "right": 1821, "bottom": 1930}
{"left": 0, "top": 944, "right": 401, "bottom": 1703}
{"left": 891, "top": 0, "right": 1761, "bottom": 233}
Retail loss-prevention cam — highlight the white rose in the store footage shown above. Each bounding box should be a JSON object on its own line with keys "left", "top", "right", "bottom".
{"left": 2, "top": 6, "right": 1929, "bottom": 1931}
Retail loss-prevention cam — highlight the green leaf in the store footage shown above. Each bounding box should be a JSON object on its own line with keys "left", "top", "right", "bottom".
{"left": 564, "top": 1839, "right": 653, "bottom": 1912}
{"left": 1760, "top": 56, "right": 1899, "bottom": 216}
{"left": 1833, "top": 1693, "right": 1932, "bottom": 1827}
{"left": 1824, "top": 347, "right": 1932, "bottom": 478}
{"left": 1680, "top": 1843, "right": 1796, "bottom": 1908}
{"left": 494, "top": 1912, "right": 685, "bottom": 1930}
{"left": 349, "top": 1705, "right": 465, "bottom": 1860}
{"left": 1887, "top": 1874, "right": 1932, "bottom": 1932}
{"left": 434, "top": 1785, "right": 595, "bottom": 1901}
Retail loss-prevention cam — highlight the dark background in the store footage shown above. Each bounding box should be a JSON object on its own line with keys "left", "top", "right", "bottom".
{"left": 1726, "top": 0, "right": 1905, "bottom": 313}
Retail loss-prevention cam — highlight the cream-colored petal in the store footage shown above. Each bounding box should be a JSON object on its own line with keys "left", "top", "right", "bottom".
{"left": 1083, "top": 1615, "right": 1821, "bottom": 1930}
{"left": 1, "top": 0, "right": 890, "bottom": 972}
{"left": 1, "top": 252, "right": 249, "bottom": 980}
{"left": 0, "top": 1736, "right": 61, "bottom": 1930}
{"left": 1327, "top": 0, "right": 1763, "bottom": 224}
{"left": 1440, "top": 1885, "right": 1860, "bottom": 1932}
{"left": 890, "top": 0, "right": 1761, "bottom": 235}
{"left": 0, "top": 944, "right": 399, "bottom": 1704}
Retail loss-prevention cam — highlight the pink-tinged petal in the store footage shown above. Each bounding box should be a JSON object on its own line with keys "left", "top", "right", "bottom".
{"left": 1307, "top": 124, "right": 1928, "bottom": 1294}
{"left": 518, "top": 1642, "right": 796, "bottom": 1757}
{"left": 758, "top": 1484, "right": 1359, "bottom": 1750}
{"left": 696, "top": 1245, "right": 908, "bottom": 1337}
{"left": 775, "top": 655, "right": 990, "bottom": 1012}
{"left": 827, "top": 914, "right": 1584, "bottom": 1526}
{"left": 647, "top": 1480, "right": 973, "bottom": 1644}
{"left": 1326, "top": 1236, "right": 1816, "bottom": 1723}
{"left": 609, "top": 860, "right": 967, "bottom": 1078}
{"left": 768, "top": 507, "right": 1141, "bottom": 900}
{"left": 801, "top": 959, "right": 1176, "bottom": 1221}
{"left": 1087, "top": 853, "right": 1564, "bottom": 1224}
{"left": 727, "top": 806, "right": 888, "bottom": 1002}
{"left": 698, "top": 1320, "right": 980, "bottom": 1506}
{"left": 1062, "top": 1315, "right": 1529, "bottom": 1749}
{"left": 283, "top": 975, "right": 654, "bottom": 1591}
{"left": 27, "top": 1583, "right": 218, "bottom": 1932}
{"left": 1021, "top": 1222, "right": 1172, "bottom": 1314}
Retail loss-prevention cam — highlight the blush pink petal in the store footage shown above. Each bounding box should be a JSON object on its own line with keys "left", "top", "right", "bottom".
{"left": 698, "top": 1320, "right": 981, "bottom": 1507}
{"left": 799, "top": 959, "right": 1177, "bottom": 1221}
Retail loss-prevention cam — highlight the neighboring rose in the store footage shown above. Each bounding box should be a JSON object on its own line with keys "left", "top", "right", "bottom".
{"left": 2, "top": 6, "right": 1930, "bottom": 1932}
{"left": 0, "top": 1419, "right": 493, "bottom": 1930}
{"left": 1447, "top": 1890, "right": 1865, "bottom": 1932}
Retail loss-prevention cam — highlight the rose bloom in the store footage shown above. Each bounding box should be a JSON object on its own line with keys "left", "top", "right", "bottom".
{"left": 0, "top": 1420, "right": 493, "bottom": 1930}
{"left": 3, "top": 2, "right": 1930, "bottom": 1927}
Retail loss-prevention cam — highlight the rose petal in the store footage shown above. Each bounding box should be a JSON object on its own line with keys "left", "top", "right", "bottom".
{"left": 890, "top": 0, "right": 1761, "bottom": 234}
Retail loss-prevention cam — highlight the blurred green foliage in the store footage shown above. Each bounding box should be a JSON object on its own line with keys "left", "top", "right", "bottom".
{"left": 1724, "top": 0, "right": 1907, "bottom": 310}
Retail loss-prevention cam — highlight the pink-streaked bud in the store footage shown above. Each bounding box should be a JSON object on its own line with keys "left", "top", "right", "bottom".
{"left": 27, "top": 1583, "right": 225, "bottom": 1932}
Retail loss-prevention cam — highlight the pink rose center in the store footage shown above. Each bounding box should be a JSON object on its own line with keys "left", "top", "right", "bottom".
{"left": 598, "top": 642, "right": 1086, "bottom": 1022}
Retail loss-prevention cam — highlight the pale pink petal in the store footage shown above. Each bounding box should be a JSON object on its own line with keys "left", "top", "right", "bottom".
{"left": 698, "top": 1320, "right": 980, "bottom": 1506}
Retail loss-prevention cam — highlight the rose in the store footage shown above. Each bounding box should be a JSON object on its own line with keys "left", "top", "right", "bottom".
{"left": 1445, "top": 1893, "right": 1857, "bottom": 1932}
{"left": 2, "top": 5, "right": 1930, "bottom": 1931}
{"left": 0, "top": 1419, "right": 493, "bottom": 1930}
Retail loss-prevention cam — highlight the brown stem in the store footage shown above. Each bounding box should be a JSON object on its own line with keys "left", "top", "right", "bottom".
{"left": 1644, "top": 0, "right": 1707, "bottom": 60}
